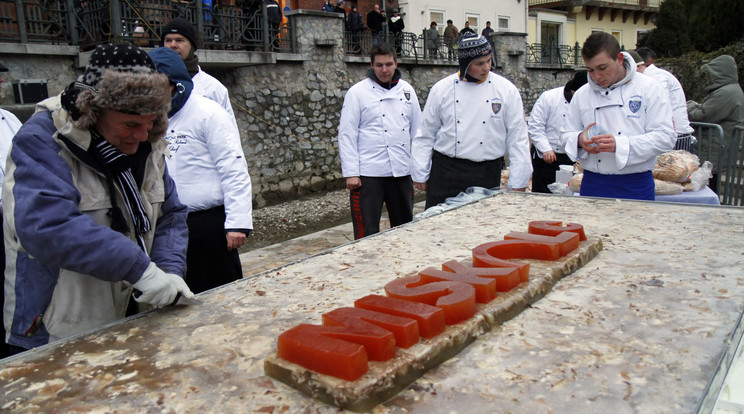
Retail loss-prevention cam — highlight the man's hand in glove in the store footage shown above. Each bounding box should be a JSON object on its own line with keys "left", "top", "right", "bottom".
{"left": 133, "top": 262, "right": 195, "bottom": 307}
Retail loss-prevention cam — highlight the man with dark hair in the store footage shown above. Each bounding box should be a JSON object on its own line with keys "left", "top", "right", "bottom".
{"left": 161, "top": 18, "right": 236, "bottom": 123}
{"left": 528, "top": 71, "right": 588, "bottom": 193}
{"left": 3, "top": 43, "right": 193, "bottom": 354}
{"left": 337, "top": 43, "right": 422, "bottom": 239}
{"left": 481, "top": 21, "right": 494, "bottom": 38}
{"left": 412, "top": 34, "right": 532, "bottom": 208}
{"left": 560, "top": 32, "right": 675, "bottom": 200}
{"left": 366, "top": 4, "right": 386, "bottom": 45}
{"left": 636, "top": 47, "right": 657, "bottom": 66}
{"left": 460, "top": 21, "right": 475, "bottom": 37}
{"left": 388, "top": 8, "right": 404, "bottom": 56}
{"left": 443, "top": 19, "right": 458, "bottom": 59}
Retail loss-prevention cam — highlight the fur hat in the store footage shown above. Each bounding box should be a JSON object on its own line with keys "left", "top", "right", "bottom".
{"left": 457, "top": 33, "right": 493, "bottom": 80}
{"left": 60, "top": 42, "right": 171, "bottom": 142}
{"left": 161, "top": 18, "right": 198, "bottom": 51}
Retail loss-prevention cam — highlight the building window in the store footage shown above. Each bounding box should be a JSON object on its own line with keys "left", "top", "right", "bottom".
{"left": 430, "top": 10, "right": 445, "bottom": 35}
{"left": 466, "top": 14, "right": 479, "bottom": 33}
{"left": 636, "top": 29, "right": 650, "bottom": 47}
{"left": 498, "top": 16, "right": 510, "bottom": 31}
{"left": 611, "top": 30, "right": 622, "bottom": 47}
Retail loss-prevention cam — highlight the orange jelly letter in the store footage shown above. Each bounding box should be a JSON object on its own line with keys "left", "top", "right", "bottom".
{"left": 419, "top": 261, "right": 497, "bottom": 303}
{"left": 503, "top": 231, "right": 580, "bottom": 257}
{"left": 384, "top": 275, "right": 477, "bottom": 325}
{"left": 528, "top": 220, "right": 586, "bottom": 241}
{"left": 355, "top": 294, "right": 446, "bottom": 338}
{"left": 277, "top": 324, "right": 368, "bottom": 381}
{"left": 472, "top": 242, "right": 531, "bottom": 283}
{"left": 442, "top": 260, "right": 521, "bottom": 292}
{"left": 323, "top": 307, "right": 420, "bottom": 349}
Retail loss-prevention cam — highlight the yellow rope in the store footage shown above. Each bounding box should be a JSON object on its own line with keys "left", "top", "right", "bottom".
{"left": 121, "top": 0, "right": 162, "bottom": 42}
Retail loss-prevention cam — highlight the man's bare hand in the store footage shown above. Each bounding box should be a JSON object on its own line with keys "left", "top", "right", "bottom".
{"left": 542, "top": 150, "right": 557, "bottom": 164}
{"left": 346, "top": 177, "right": 362, "bottom": 190}
{"left": 414, "top": 181, "right": 427, "bottom": 191}
{"left": 226, "top": 231, "right": 246, "bottom": 251}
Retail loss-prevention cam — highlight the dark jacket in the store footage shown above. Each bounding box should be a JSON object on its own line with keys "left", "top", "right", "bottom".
{"left": 388, "top": 15, "right": 404, "bottom": 34}
{"left": 366, "top": 10, "right": 385, "bottom": 33}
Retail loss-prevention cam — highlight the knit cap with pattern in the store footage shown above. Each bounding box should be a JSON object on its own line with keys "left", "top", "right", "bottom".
{"left": 457, "top": 33, "right": 493, "bottom": 80}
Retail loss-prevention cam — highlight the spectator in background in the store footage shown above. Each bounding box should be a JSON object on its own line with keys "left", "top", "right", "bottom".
{"left": 687, "top": 54, "right": 744, "bottom": 193}
{"left": 0, "top": 61, "right": 22, "bottom": 359}
{"left": 347, "top": 4, "right": 364, "bottom": 54}
{"left": 412, "top": 34, "right": 532, "bottom": 208}
{"left": 264, "top": 0, "right": 283, "bottom": 50}
{"left": 148, "top": 47, "right": 253, "bottom": 294}
{"left": 528, "top": 70, "right": 588, "bottom": 193}
{"left": 481, "top": 21, "right": 494, "bottom": 38}
{"left": 334, "top": 0, "right": 347, "bottom": 25}
{"left": 367, "top": 4, "right": 385, "bottom": 45}
{"left": 561, "top": 32, "right": 675, "bottom": 200}
{"left": 637, "top": 46, "right": 656, "bottom": 66}
{"left": 322, "top": 0, "right": 334, "bottom": 12}
{"left": 161, "top": 18, "right": 237, "bottom": 126}
{"left": 388, "top": 8, "right": 404, "bottom": 56}
{"left": 3, "top": 43, "right": 193, "bottom": 354}
{"left": 628, "top": 49, "right": 695, "bottom": 151}
{"left": 460, "top": 21, "right": 475, "bottom": 37}
{"left": 337, "top": 43, "right": 421, "bottom": 239}
{"left": 443, "top": 19, "right": 458, "bottom": 59}
{"left": 426, "top": 22, "right": 439, "bottom": 58}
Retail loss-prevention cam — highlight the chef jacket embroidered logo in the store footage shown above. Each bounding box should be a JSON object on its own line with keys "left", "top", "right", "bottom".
{"left": 628, "top": 99, "right": 642, "bottom": 114}
{"left": 404, "top": 91, "right": 411, "bottom": 101}
{"left": 491, "top": 102, "right": 502, "bottom": 115}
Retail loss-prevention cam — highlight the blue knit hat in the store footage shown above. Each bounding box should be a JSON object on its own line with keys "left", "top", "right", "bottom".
{"left": 458, "top": 33, "right": 493, "bottom": 80}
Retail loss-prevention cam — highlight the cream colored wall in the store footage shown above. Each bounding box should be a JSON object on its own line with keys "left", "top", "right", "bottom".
{"left": 400, "top": 0, "right": 528, "bottom": 38}
{"left": 571, "top": 11, "right": 656, "bottom": 49}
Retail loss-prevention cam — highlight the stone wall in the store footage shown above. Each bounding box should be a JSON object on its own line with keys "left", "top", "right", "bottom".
{"left": 0, "top": 11, "right": 580, "bottom": 207}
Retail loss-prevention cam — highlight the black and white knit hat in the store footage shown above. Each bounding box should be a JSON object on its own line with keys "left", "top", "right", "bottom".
{"left": 161, "top": 18, "right": 198, "bottom": 51}
{"left": 61, "top": 42, "right": 171, "bottom": 142}
{"left": 457, "top": 33, "right": 493, "bottom": 80}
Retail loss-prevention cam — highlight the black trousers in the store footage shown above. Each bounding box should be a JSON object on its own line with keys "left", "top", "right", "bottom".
{"left": 185, "top": 205, "right": 243, "bottom": 294}
{"left": 0, "top": 213, "right": 8, "bottom": 359}
{"left": 531, "top": 148, "right": 574, "bottom": 194}
{"left": 426, "top": 151, "right": 503, "bottom": 209}
{"left": 350, "top": 176, "right": 414, "bottom": 240}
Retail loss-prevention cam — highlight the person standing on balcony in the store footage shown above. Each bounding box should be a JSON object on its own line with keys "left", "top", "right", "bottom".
{"left": 482, "top": 21, "right": 494, "bottom": 39}
{"left": 264, "top": 0, "right": 283, "bottom": 51}
{"left": 528, "top": 70, "right": 588, "bottom": 193}
{"left": 388, "top": 9, "right": 404, "bottom": 56}
{"left": 411, "top": 34, "right": 532, "bottom": 208}
{"left": 686, "top": 54, "right": 744, "bottom": 194}
{"left": 148, "top": 47, "right": 253, "bottom": 294}
{"left": 443, "top": 20, "right": 458, "bottom": 59}
{"left": 161, "top": 18, "right": 237, "bottom": 126}
{"left": 347, "top": 5, "right": 365, "bottom": 54}
{"left": 337, "top": 43, "right": 422, "bottom": 239}
{"left": 561, "top": 32, "right": 675, "bottom": 200}
{"left": 628, "top": 49, "right": 695, "bottom": 151}
{"left": 426, "top": 22, "right": 439, "bottom": 58}
{"left": 367, "top": 4, "right": 386, "bottom": 45}
{"left": 460, "top": 21, "right": 475, "bottom": 37}
{"left": 322, "top": 0, "right": 334, "bottom": 12}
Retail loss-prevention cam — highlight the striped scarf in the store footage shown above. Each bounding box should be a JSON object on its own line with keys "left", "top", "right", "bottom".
{"left": 91, "top": 131, "right": 151, "bottom": 251}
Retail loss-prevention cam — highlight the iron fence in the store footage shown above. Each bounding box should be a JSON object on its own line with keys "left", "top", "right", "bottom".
{"left": 0, "top": 0, "right": 293, "bottom": 52}
{"left": 343, "top": 29, "right": 463, "bottom": 61}
{"left": 526, "top": 42, "right": 580, "bottom": 67}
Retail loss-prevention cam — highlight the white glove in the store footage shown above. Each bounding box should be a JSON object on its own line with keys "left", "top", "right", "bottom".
{"left": 133, "top": 262, "right": 195, "bottom": 307}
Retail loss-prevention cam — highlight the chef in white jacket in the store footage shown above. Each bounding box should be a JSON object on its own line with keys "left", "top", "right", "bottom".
{"left": 337, "top": 43, "right": 421, "bottom": 239}
{"left": 412, "top": 34, "right": 532, "bottom": 209}
{"left": 561, "top": 32, "right": 675, "bottom": 200}
{"left": 149, "top": 47, "right": 253, "bottom": 294}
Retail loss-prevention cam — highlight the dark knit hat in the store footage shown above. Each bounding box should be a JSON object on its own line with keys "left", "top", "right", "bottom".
{"left": 60, "top": 42, "right": 171, "bottom": 141}
{"left": 627, "top": 50, "right": 644, "bottom": 65}
{"left": 564, "top": 70, "right": 588, "bottom": 102}
{"left": 457, "top": 33, "right": 493, "bottom": 80}
{"left": 161, "top": 18, "right": 198, "bottom": 51}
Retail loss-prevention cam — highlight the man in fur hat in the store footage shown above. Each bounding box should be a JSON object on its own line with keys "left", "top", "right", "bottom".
{"left": 411, "top": 33, "right": 532, "bottom": 209}
{"left": 2, "top": 43, "right": 194, "bottom": 354}
{"left": 161, "top": 18, "right": 236, "bottom": 124}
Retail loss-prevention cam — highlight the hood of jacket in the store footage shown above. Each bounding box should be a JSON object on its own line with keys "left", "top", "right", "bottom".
{"left": 147, "top": 47, "right": 193, "bottom": 116}
{"left": 703, "top": 54, "right": 739, "bottom": 93}
{"left": 588, "top": 51, "right": 636, "bottom": 93}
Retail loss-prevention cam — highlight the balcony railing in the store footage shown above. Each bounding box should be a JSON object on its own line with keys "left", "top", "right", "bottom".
{"left": 528, "top": 0, "right": 661, "bottom": 8}
{"left": 344, "top": 30, "right": 494, "bottom": 62}
{"left": 0, "top": 0, "right": 294, "bottom": 52}
{"left": 526, "top": 42, "right": 580, "bottom": 66}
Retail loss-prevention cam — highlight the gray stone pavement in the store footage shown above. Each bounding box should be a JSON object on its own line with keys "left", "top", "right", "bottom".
{"left": 239, "top": 200, "right": 427, "bottom": 277}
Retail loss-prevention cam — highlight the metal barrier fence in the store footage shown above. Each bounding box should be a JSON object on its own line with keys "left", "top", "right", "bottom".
{"left": 0, "top": 0, "right": 293, "bottom": 52}
{"left": 343, "top": 30, "right": 487, "bottom": 61}
{"left": 526, "top": 42, "right": 581, "bottom": 66}
{"left": 721, "top": 126, "right": 744, "bottom": 206}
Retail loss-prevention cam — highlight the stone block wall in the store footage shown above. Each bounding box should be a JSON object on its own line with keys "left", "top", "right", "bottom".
{"left": 0, "top": 12, "right": 579, "bottom": 207}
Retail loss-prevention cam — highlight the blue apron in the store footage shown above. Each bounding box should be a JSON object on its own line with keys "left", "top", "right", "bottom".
{"left": 580, "top": 170, "right": 655, "bottom": 200}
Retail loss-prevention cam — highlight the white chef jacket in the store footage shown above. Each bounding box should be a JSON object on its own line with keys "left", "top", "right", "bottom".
{"left": 644, "top": 64, "right": 694, "bottom": 135}
{"left": 0, "top": 108, "right": 22, "bottom": 208}
{"left": 165, "top": 93, "right": 253, "bottom": 230}
{"left": 528, "top": 86, "right": 570, "bottom": 157}
{"left": 337, "top": 77, "right": 421, "bottom": 178}
{"left": 193, "top": 66, "right": 237, "bottom": 123}
{"left": 562, "top": 53, "right": 676, "bottom": 175}
{"left": 411, "top": 72, "right": 532, "bottom": 189}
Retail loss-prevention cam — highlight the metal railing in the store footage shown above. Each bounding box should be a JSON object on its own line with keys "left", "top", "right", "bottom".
{"left": 343, "top": 29, "right": 481, "bottom": 61}
{"left": 526, "top": 42, "right": 580, "bottom": 66}
{"left": 528, "top": 0, "right": 661, "bottom": 7}
{"left": 721, "top": 126, "right": 744, "bottom": 206}
{"left": 0, "top": 0, "right": 294, "bottom": 52}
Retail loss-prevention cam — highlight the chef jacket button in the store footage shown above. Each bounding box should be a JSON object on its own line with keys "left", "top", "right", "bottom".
{"left": 598, "top": 159, "right": 602, "bottom": 162}
{"left": 486, "top": 100, "right": 489, "bottom": 102}
{"left": 383, "top": 114, "right": 386, "bottom": 116}
{"left": 456, "top": 100, "right": 459, "bottom": 103}
{"left": 483, "top": 121, "right": 486, "bottom": 124}
{"left": 457, "top": 141, "right": 461, "bottom": 143}
{"left": 480, "top": 142, "right": 483, "bottom": 145}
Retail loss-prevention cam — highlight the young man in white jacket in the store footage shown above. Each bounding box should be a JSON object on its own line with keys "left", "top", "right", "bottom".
{"left": 337, "top": 43, "right": 422, "bottom": 239}
{"left": 149, "top": 47, "right": 253, "bottom": 294}
{"left": 411, "top": 33, "right": 532, "bottom": 208}
{"left": 528, "top": 70, "right": 588, "bottom": 193}
{"left": 561, "top": 32, "right": 675, "bottom": 200}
